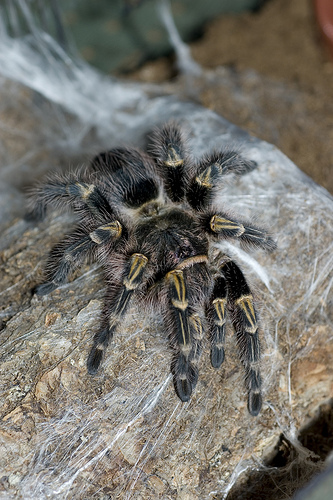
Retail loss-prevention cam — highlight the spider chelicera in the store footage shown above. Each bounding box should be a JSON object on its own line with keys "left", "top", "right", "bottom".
{"left": 30, "top": 122, "right": 276, "bottom": 415}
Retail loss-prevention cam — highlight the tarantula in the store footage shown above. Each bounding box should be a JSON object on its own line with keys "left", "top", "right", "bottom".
{"left": 30, "top": 122, "right": 276, "bottom": 416}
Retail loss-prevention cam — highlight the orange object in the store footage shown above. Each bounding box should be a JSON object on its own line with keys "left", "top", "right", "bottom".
{"left": 314, "top": 0, "right": 333, "bottom": 59}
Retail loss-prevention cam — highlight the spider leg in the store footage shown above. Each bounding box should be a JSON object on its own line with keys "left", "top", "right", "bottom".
{"left": 91, "top": 147, "right": 162, "bottom": 209}
{"left": 222, "top": 260, "right": 262, "bottom": 416}
{"left": 207, "top": 275, "right": 227, "bottom": 369}
{"left": 149, "top": 122, "right": 190, "bottom": 203}
{"left": 35, "top": 221, "right": 123, "bottom": 295}
{"left": 167, "top": 269, "right": 203, "bottom": 402}
{"left": 202, "top": 211, "right": 276, "bottom": 251}
{"left": 187, "top": 149, "right": 256, "bottom": 210}
{"left": 87, "top": 252, "right": 148, "bottom": 374}
{"left": 27, "top": 174, "right": 114, "bottom": 222}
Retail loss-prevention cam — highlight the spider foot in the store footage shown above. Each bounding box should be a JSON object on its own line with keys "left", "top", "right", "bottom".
{"left": 248, "top": 390, "right": 262, "bottom": 416}
{"left": 246, "top": 362, "right": 262, "bottom": 416}
{"left": 172, "top": 353, "right": 199, "bottom": 402}
{"left": 211, "top": 343, "right": 225, "bottom": 368}
{"left": 87, "top": 327, "right": 110, "bottom": 374}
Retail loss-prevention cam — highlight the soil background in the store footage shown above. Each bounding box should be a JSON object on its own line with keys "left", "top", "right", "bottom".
{"left": 131, "top": 0, "right": 333, "bottom": 194}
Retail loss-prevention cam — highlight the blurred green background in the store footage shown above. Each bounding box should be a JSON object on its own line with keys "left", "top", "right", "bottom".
{"left": 58, "top": 0, "right": 265, "bottom": 73}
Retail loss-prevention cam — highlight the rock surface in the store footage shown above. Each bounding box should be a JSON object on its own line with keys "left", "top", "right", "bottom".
{"left": 0, "top": 48, "right": 333, "bottom": 500}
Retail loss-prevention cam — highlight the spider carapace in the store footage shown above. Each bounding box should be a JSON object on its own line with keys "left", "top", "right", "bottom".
{"left": 31, "top": 122, "right": 276, "bottom": 415}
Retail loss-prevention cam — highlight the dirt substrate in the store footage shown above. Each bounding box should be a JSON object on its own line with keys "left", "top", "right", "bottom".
{"left": 131, "top": 0, "right": 333, "bottom": 194}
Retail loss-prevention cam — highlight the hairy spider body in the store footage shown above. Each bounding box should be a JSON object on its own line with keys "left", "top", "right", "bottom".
{"left": 30, "top": 122, "right": 276, "bottom": 416}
